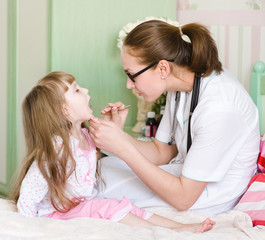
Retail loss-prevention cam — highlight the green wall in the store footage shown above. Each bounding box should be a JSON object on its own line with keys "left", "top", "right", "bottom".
{"left": 0, "top": 0, "right": 177, "bottom": 197}
{"left": 49, "top": 0, "right": 177, "bottom": 128}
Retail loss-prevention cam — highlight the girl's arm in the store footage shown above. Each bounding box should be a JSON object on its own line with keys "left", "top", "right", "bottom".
{"left": 17, "top": 162, "right": 49, "bottom": 216}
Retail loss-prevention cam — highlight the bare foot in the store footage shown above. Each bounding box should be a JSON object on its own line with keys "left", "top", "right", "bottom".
{"left": 195, "top": 218, "right": 216, "bottom": 233}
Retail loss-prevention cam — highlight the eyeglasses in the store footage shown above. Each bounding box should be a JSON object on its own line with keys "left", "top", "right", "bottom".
{"left": 126, "top": 60, "right": 174, "bottom": 83}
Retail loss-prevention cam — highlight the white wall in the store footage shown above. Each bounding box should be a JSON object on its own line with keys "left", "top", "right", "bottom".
{"left": 17, "top": 0, "right": 49, "bottom": 163}
{"left": 0, "top": 0, "right": 48, "bottom": 194}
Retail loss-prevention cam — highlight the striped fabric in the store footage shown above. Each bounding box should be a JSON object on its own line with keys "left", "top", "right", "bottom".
{"left": 235, "top": 173, "right": 265, "bottom": 226}
{"left": 235, "top": 137, "right": 265, "bottom": 226}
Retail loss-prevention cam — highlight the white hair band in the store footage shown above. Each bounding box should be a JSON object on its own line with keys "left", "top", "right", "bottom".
{"left": 179, "top": 26, "right": 191, "bottom": 44}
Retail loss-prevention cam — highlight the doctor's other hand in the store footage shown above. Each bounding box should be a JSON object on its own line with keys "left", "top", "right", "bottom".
{"left": 89, "top": 117, "right": 128, "bottom": 154}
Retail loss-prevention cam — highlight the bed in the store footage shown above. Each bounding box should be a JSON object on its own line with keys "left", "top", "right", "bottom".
{"left": 0, "top": 198, "right": 264, "bottom": 240}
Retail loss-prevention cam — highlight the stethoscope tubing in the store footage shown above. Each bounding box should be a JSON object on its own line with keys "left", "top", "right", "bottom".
{"left": 168, "top": 73, "right": 201, "bottom": 153}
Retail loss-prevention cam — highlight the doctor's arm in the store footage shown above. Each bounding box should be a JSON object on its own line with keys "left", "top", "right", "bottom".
{"left": 97, "top": 102, "right": 177, "bottom": 165}
{"left": 89, "top": 117, "right": 177, "bottom": 165}
{"left": 120, "top": 142, "right": 207, "bottom": 211}
{"left": 89, "top": 118, "right": 204, "bottom": 210}
{"left": 110, "top": 134, "right": 207, "bottom": 210}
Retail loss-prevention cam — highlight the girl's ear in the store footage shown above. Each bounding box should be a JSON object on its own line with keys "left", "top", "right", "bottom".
{"left": 62, "top": 104, "right": 69, "bottom": 116}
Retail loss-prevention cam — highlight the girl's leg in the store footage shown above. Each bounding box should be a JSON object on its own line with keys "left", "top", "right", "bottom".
{"left": 147, "top": 214, "right": 215, "bottom": 233}
{"left": 119, "top": 213, "right": 215, "bottom": 233}
{"left": 119, "top": 213, "right": 155, "bottom": 228}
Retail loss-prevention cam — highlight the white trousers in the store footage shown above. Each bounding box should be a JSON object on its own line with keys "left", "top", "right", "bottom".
{"left": 97, "top": 156, "right": 182, "bottom": 209}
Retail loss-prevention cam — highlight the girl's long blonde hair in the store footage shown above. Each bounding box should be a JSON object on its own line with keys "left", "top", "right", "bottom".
{"left": 9, "top": 71, "right": 102, "bottom": 212}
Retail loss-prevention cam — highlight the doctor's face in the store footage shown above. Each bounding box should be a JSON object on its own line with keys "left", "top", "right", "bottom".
{"left": 121, "top": 46, "right": 166, "bottom": 102}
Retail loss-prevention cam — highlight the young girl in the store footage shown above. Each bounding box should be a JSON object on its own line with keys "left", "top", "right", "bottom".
{"left": 9, "top": 71, "right": 215, "bottom": 233}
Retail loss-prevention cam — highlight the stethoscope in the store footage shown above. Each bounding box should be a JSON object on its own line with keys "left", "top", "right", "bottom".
{"left": 168, "top": 74, "right": 201, "bottom": 153}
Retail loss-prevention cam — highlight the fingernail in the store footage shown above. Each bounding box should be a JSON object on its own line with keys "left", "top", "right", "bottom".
{"left": 91, "top": 116, "right": 99, "bottom": 121}
{"left": 112, "top": 107, "right": 117, "bottom": 111}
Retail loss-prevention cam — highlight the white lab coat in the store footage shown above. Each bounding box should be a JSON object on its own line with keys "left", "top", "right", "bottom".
{"left": 98, "top": 69, "right": 260, "bottom": 215}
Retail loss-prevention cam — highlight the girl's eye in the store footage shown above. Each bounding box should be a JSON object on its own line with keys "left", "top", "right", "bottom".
{"left": 76, "top": 89, "right": 79, "bottom": 92}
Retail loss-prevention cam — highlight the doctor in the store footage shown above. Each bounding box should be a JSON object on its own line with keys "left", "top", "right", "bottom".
{"left": 89, "top": 20, "right": 260, "bottom": 215}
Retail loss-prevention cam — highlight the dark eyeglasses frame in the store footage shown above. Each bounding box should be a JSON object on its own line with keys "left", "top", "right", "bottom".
{"left": 126, "top": 59, "right": 174, "bottom": 82}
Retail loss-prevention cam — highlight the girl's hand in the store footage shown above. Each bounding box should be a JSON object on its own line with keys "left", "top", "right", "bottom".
{"left": 100, "top": 102, "right": 129, "bottom": 129}
{"left": 88, "top": 117, "right": 127, "bottom": 154}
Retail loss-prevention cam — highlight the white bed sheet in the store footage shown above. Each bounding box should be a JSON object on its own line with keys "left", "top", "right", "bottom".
{"left": 0, "top": 199, "right": 264, "bottom": 240}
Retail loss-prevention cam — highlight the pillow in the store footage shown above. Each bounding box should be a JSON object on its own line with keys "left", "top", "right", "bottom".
{"left": 234, "top": 173, "right": 265, "bottom": 226}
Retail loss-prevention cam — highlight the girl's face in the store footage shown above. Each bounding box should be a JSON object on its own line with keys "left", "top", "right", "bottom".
{"left": 64, "top": 81, "right": 93, "bottom": 123}
{"left": 121, "top": 46, "right": 166, "bottom": 102}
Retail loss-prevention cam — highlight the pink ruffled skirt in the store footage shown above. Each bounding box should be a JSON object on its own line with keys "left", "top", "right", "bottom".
{"left": 47, "top": 197, "right": 152, "bottom": 222}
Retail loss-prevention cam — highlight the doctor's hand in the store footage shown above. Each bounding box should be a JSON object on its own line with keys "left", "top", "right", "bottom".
{"left": 88, "top": 117, "right": 128, "bottom": 154}
{"left": 100, "top": 102, "right": 129, "bottom": 129}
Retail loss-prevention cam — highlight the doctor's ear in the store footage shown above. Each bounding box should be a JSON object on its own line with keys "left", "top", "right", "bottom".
{"left": 158, "top": 60, "right": 170, "bottom": 79}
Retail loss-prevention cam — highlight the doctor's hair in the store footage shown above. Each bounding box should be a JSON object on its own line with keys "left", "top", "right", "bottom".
{"left": 8, "top": 71, "right": 103, "bottom": 212}
{"left": 124, "top": 20, "right": 223, "bottom": 77}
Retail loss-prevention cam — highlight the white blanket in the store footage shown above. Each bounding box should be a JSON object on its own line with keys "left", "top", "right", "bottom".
{"left": 0, "top": 199, "right": 264, "bottom": 240}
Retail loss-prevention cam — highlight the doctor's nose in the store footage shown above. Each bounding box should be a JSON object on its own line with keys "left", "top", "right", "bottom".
{"left": 126, "top": 77, "right": 135, "bottom": 89}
